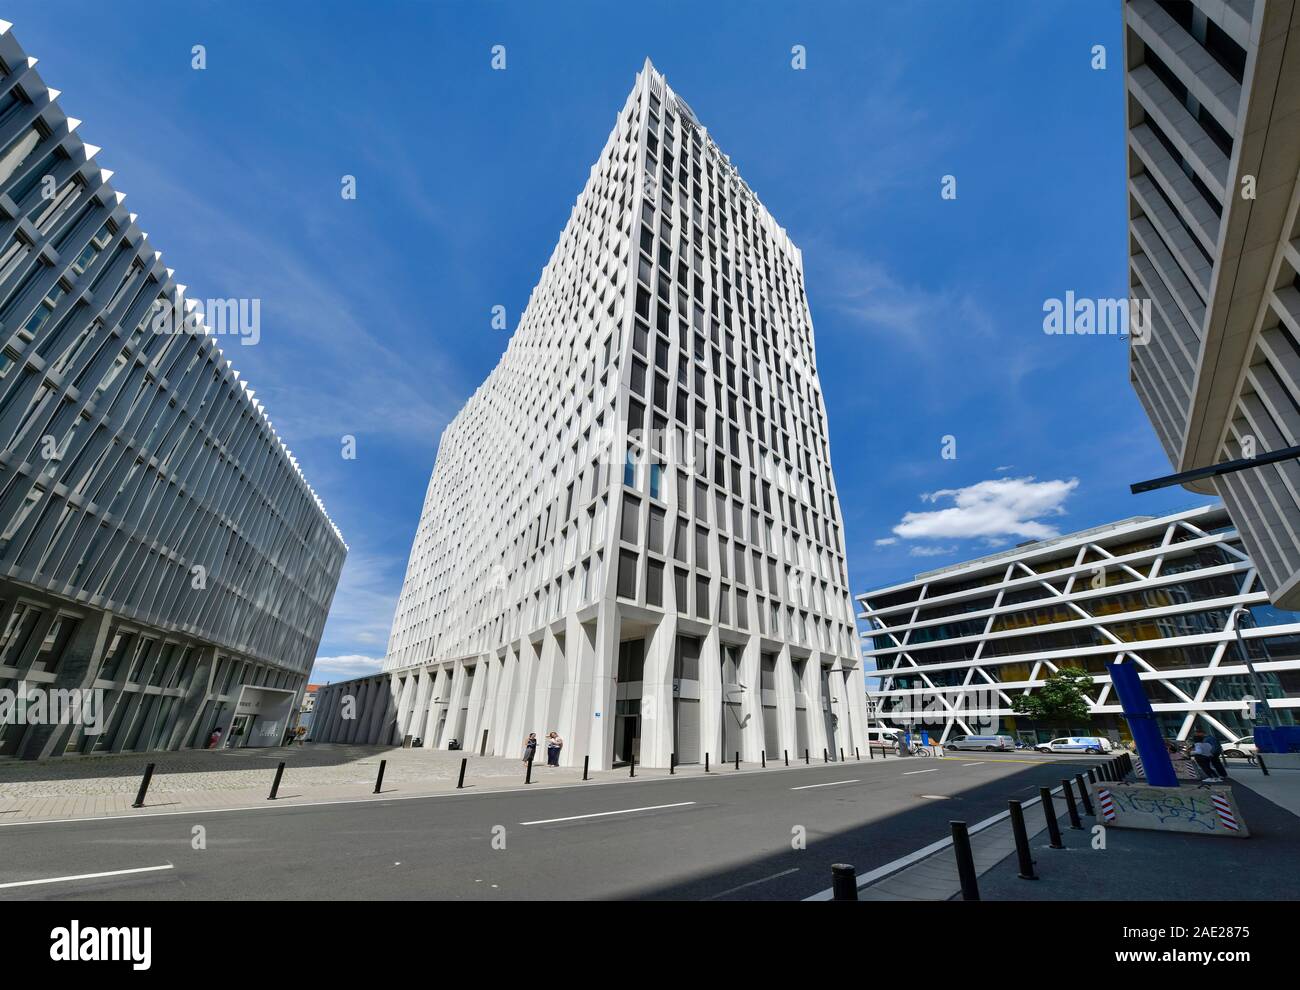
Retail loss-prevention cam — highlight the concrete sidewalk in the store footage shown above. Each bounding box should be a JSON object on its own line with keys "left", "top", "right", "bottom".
{"left": 855, "top": 766, "right": 1300, "bottom": 901}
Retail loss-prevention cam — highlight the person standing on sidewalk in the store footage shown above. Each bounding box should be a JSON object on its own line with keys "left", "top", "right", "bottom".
{"left": 1206, "top": 732, "right": 1229, "bottom": 779}
{"left": 546, "top": 731, "right": 563, "bottom": 767}
{"left": 1191, "top": 732, "right": 1219, "bottom": 781}
{"left": 522, "top": 732, "right": 538, "bottom": 767}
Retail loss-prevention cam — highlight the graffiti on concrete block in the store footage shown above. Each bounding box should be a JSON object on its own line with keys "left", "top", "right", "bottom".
{"left": 1091, "top": 783, "right": 1249, "bottom": 838}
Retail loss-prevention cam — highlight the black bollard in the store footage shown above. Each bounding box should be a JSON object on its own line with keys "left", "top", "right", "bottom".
{"left": 761, "top": 752, "right": 766, "bottom": 768}
{"left": 268, "top": 761, "right": 285, "bottom": 801}
{"left": 831, "top": 864, "right": 858, "bottom": 901}
{"left": 1009, "top": 800, "right": 1037, "bottom": 880}
{"left": 784, "top": 749, "right": 789, "bottom": 766}
{"left": 705, "top": 753, "right": 710, "bottom": 773}
{"left": 735, "top": 751, "right": 739, "bottom": 770}
{"left": 840, "top": 747, "right": 845, "bottom": 763}
{"left": 1075, "top": 773, "right": 1094, "bottom": 816}
{"left": 629, "top": 755, "right": 635, "bottom": 778}
{"left": 805, "top": 748, "right": 810, "bottom": 765}
{"left": 525, "top": 755, "right": 534, "bottom": 784}
{"left": 823, "top": 748, "right": 828, "bottom": 764}
{"left": 374, "top": 759, "right": 387, "bottom": 794}
{"left": 457, "top": 757, "right": 467, "bottom": 789}
{"left": 670, "top": 752, "right": 676, "bottom": 775}
{"left": 950, "top": 821, "right": 980, "bottom": 901}
{"left": 132, "top": 763, "right": 156, "bottom": 809}
{"left": 1040, "top": 786, "right": 1064, "bottom": 848}
{"left": 856, "top": 747, "right": 861, "bottom": 761}
{"left": 1061, "top": 778, "right": 1083, "bottom": 829}
{"left": 583, "top": 755, "right": 589, "bottom": 781}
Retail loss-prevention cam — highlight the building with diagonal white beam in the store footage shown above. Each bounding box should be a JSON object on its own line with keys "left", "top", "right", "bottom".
{"left": 859, "top": 505, "right": 1299, "bottom": 745}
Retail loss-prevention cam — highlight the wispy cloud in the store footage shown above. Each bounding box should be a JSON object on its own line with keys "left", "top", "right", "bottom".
{"left": 909, "top": 544, "right": 957, "bottom": 558}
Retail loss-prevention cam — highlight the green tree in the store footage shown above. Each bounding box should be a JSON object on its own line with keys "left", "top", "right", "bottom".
{"left": 1013, "top": 667, "right": 1094, "bottom": 724}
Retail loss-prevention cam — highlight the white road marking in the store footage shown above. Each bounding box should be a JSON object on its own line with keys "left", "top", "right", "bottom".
{"left": 704, "top": 867, "right": 800, "bottom": 900}
{"left": 0, "top": 864, "right": 173, "bottom": 890}
{"left": 902, "top": 768, "right": 939, "bottom": 776}
{"left": 963, "top": 762, "right": 984, "bottom": 767}
{"left": 791, "top": 779, "right": 859, "bottom": 791}
{"left": 519, "top": 801, "right": 695, "bottom": 825}
{"left": 920, "top": 794, "right": 948, "bottom": 800}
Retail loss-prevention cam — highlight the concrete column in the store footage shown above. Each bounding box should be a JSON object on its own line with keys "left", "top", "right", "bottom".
{"left": 775, "top": 644, "right": 798, "bottom": 758}
{"left": 320, "top": 684, "right": 344, "bottom": 741}
{"left": 474, "top": 656, "right": 502, "bottom": 755}
{"left": 358, "top": 679, "right": 382, "bottom": 743}
{"left": 393, "top": 672, "right": 418, "bottom": 742}
{"left": 806, "top": 654, "right": 831, "bottom": 760}
{"left": 309, "top": 686, "right": 334, "bottom": 741}
{"left": 407, "top": 669, "right": 433, "bottom": 744}
{"left": 562, "top": 601, "right": 618, "bottom": 770}
{"left": 698, "top": 626, "right": 722, "bottom": 768}
{"left": 16, "top": 609, "right": 113, "bottom": 759}
{"left": 738, "top": 631, "right": 764, "bottom": 762}
{"left": 172, "top": 647, "right": 220, "bottom": 750}
{"left": 639, "top": 610, "right": 677, "bottom": 768}
{"left": 462, "top": 658, "right": 491, "bottom": 753}
{"left": 490, "top": 650, "right": 517, "bottom": 756}
{"left": 529, "top": 630, "right": 559, "bottom": 742}
{"left": 421, "top": 668, "right": 445, "bottom": 747}
{"left": 344, "top": 680, "right": 371, "bottom": 743}
{"left": 439, "top": 663, "right": 468, "bottom": 749}
{"left": 841, "top": 659, "right": 868, "bottom": 757}
{"left": 556, "top": 618, "right": 588, "bottom": 767}
{"left": 506, "top": 638, "right": 540, "bottom": 750}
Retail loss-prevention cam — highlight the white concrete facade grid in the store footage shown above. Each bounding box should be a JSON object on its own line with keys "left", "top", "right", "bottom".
{"left": 859, "top": 504, "right": 1300, "bottom": 744}
{"left": 0, "top": 23, "right": 346, "bottom": 759}
{"left": 313, "top": 60, "right": 866, "bottom": 770}
{"left": 1124, "top": 0, "right": 1300, "bottom": 607}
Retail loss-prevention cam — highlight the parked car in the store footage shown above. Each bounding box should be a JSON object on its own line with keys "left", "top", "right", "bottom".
{"left": 1035, "top": 736, "right": 1113, "bottom": 755}
{"left": 947, "top": 734, "right": 1017, "bottom": 752}
{"left": 1223, "top": 735, "right": 1257, "bottom": 759}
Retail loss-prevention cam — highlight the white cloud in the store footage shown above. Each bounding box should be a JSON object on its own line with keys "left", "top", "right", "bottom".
{"left": 310, "top": 654, "right": 385, "bottom": 682}
{"left": 893, "top": 476, "right": 1079, "bottom": 542}
{"left": 909, "top": 545, "right": 957, "bottom": 557}
{"left": 874, "top": 537, "right": 898, "bottom": 546}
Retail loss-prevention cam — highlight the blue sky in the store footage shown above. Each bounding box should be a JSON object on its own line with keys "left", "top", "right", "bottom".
{"left": 6, "top": 0, "right": 1204, "bottom": 682}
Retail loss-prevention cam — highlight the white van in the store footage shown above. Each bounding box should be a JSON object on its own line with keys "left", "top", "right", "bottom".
{"left": 947, "top": 734, "right": 1016, "bottom": 752}
{"left": 866, "top": 727, "right": 903, "bottom": 751}
{"left": 1035, "top": 736, "right": 1112, "bottom": 754}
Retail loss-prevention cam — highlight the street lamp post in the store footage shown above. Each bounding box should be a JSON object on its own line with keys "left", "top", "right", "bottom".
{"left": 1228, "top": 606, "right": 1280, "bottom": 731}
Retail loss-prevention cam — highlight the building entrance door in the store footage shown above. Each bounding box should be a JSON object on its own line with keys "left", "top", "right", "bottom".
{"left": 227, "top": 714, "right": 254, "bottom": 748}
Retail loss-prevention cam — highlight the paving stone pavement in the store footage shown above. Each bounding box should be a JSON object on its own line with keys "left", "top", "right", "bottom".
{"left": 0, "top": 744, "right": 792, "bottom": 823}
{"left": 0, "top": 744, "right": 593, "bottom": 818}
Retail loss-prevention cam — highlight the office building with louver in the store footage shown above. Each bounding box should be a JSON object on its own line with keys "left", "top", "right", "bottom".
{"left": 0, "top": 22, "right": 345, "bottom": 759}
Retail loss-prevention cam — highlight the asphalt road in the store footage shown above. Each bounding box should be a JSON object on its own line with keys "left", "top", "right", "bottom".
{"left": 0, "top": 752, "right": 1107, "bottom": 900}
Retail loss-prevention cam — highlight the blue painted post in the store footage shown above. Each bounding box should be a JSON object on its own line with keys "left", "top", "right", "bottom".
{"left": 1105, "top": 660, "right": 1177, "bottom": 787}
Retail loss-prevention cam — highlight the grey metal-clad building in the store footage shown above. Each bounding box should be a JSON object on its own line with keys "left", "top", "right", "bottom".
{"left": 1125, "top": 0, "right": 1300, "bottom": 606}
{"left": 0, "top": 22, "right": 345, "bottom": 759}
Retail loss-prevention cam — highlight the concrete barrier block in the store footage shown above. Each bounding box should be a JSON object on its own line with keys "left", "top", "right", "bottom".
{"left": 1091, "top": 782, "right": 1249, "bottom": 838}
